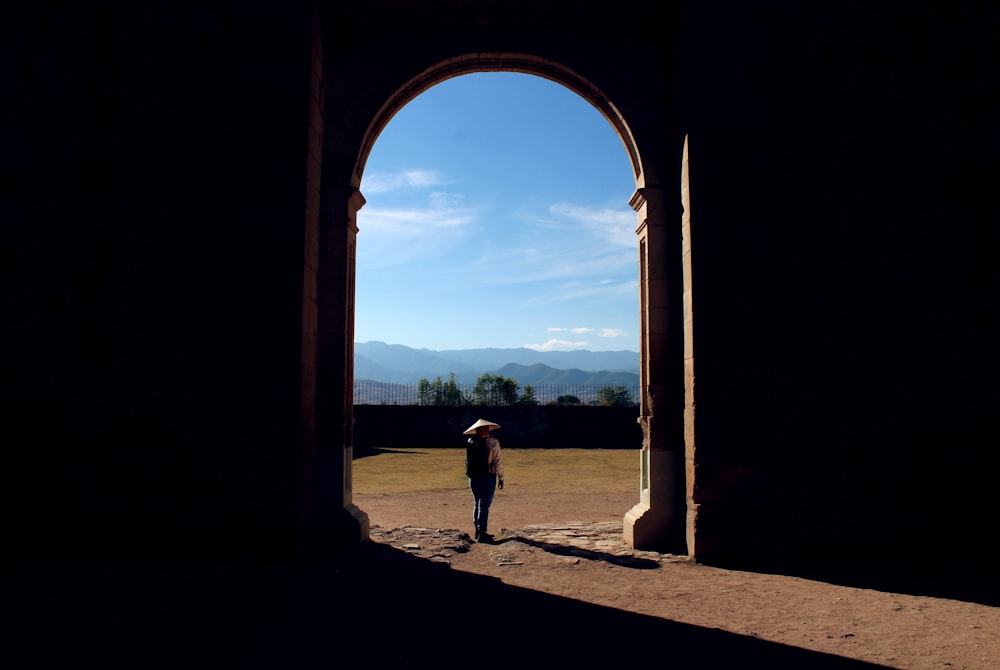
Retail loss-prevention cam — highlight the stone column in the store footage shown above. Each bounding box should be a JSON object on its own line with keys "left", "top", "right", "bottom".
{"left": 313, "top": 185, "right": 369, "bottom": 554}
{"left": 680, "top": 135, "right": 697, "bottom": 556}
{"left": 343, "top": 189, "right": 366, "bottom": 508}
{"left": 624, "top": 180, "right": 687, "bottom": 554}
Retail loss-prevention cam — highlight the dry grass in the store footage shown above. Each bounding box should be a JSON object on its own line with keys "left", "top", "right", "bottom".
{"left": 353, "top": 448, "right": 638, "bottom": 494}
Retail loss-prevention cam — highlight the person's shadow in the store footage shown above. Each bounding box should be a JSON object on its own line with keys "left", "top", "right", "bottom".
{"left": 490, "top": 533, "right": 661, "bottom": 569}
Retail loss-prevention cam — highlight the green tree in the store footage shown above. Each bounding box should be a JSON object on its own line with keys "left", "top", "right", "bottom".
{"left": 555, "top": 394, "right": 581, "bottom": 405}
{"left": 417, "top": 377, "right": 436, "bottom": 405}
{"left": 517, "top": 384, "right": 538, "bottom": 406}
{"left": 417, "top": 373, "right": 466, "bottom": 405}
{"left": 472, "top": 373, "right": 520, "bottom": 406}
{"left": 596, "top": 384, "right": 636, "bottom": 407}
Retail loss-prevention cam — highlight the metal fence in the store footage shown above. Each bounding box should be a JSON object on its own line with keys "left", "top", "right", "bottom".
{"left": 353, "top": 381, "right": 640, "bottom": 406}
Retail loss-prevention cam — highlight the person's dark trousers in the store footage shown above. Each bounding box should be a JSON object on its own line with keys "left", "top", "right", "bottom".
{"left": 469, "top": 474, "right": 497, "bottom": 538}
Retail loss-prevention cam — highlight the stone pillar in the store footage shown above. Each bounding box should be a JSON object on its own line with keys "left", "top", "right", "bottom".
{"left": 343, "top": 189, "right": 366, "bottom": 508}
{"left": 624, "top": 181, "right": 687, "bottom": 554}
{"left": 313, "top": 185, "right": 369, "bottom": 554}
{"left": 680, "top": 135, "right": 697, "bottom": 556}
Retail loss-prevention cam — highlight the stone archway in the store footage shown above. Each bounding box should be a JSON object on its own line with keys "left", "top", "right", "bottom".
{"left": 313, "top": 45, "right": 691, "bottom": 556}
{"left": 8, "top": 0, "right": 997, "bottom": 584}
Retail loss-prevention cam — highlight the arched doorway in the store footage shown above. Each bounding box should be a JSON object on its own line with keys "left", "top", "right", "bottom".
{"left": 308, "top": 44, "right": 691, "bottom": 556}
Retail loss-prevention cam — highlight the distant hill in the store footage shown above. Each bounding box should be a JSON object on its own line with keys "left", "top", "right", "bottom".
{"left": 354, "top": 340, "right": 639, "bottom": 385}
{"left": 491, "top": 362, "right": 639, "bottom": 387}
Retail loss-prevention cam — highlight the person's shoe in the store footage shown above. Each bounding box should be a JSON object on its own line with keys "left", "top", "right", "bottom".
{"left": 474, "top": 530, "right": 482, "bottom": 543}
{"left": 479, "top": 532, "right": 495, "bottom": 544}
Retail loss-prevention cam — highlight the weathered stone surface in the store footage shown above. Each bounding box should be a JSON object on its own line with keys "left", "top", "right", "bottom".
{"left": 370, "top": 521, "right": 686, "bottom": 568}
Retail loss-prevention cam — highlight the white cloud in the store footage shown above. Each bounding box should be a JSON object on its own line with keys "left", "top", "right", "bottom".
{"left": 429, "top": 191, "right": 464, "bottom": 208}
{"left": 460, "top": 201, "right": 636, "bottom": 287}
{"left": 357, "top": 187, "right": 480, "bottom": 267}
{"left": 537, "top": 326, "right": 626, "bottom": 346}
{"left": 521, "top": 279, "right": 638, "bottom": 307}
{"left": 469, "top": 246, "right": 635, "bottom": 287}
{"left": 548, "top": 202, "right": 635, "bottom": 248}
{"left": 548, "top": 326, "right": 595, "bottom": 334}
{"left": 361, "top": 204, "right": 473, "bottom": 232}
{"left": 599, "top": 328, "right": 627, "bottom": 338}
{"left": 524, "top": 338, "right": 590, "bottom": 351}
{"left": 362, "top": 169, "right": 447, "bottom": 194}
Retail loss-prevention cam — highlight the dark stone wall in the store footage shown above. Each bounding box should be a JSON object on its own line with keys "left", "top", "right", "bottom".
{"left": 3, "top": 2, "right": 317, "bottom": 559}
{"left": 353, "top": 405, "right": 643, "bottom": 452}
{"left": 2, "top": 0, "right": 997, "bottom": 591}
{"left": 678, "top": 1, "right": 1000, "bottom": 575}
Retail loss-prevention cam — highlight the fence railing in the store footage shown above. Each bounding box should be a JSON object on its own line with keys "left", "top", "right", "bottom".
{"left": 353, "top": 381, "right": 640, "bottom": 406}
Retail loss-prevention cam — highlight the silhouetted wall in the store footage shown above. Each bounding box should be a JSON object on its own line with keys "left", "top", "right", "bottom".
{"left": 677, "top": 1, "right": 1000, "bottom": 573}
{"left": 3, "top": 0, "right": 997, "bottom": 590}
{"left": 4, "top": 1, "right": 317, "bottom": 560}
{"left": 353, "top": 405, "right": 643, "bottom": 452}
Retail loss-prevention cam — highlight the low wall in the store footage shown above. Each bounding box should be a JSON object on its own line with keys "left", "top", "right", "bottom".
{"left": 352, "top": 405, "right": 643, "bottom": 451}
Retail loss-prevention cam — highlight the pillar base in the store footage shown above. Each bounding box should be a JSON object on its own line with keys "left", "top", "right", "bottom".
{"left": 303, "top": 503, "right": 369, "bottom": 560}
{"left": 341, "top": 503, "right": 370, "bottom": 546}
{"left": 624, "top": 501, "right": 687, "bottom": 555}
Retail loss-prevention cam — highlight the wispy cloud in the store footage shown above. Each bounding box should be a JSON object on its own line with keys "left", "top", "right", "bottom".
{"left": 362, "top": 169, "right": 448, "bottom": 194}
{"left": 548, "top": 203, "right": 635, "bottom": 248}
{"left": 357, "top": 169, "right": 481, "bottom": 267}
{"left": 524, "top": 338, "right": 590, "bottom": 351}
{"left": 540, "top": 326, "right": 628, "bottom": 344}
{"left": 459, "top": 202, "right": 636, "bottom": 289}
{"left": 526, "top": 325, "right": 629, "bottom": 350}
{"left": 521, "top": 278, "right": 638, "bottom": 307}
{"left": 548, "top": 326, "right": 595, "bottom": 334}
{"left": 598, "top": 328, "right": 628, "bottom": 338}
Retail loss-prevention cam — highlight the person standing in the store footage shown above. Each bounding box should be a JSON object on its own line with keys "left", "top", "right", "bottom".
{"left": 463, "top": 418, "right": 504, "bottom": 543}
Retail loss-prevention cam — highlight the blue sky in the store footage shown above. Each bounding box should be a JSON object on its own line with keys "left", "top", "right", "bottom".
{"left": 355, "top": 72, "right": 639, "bottom": 353}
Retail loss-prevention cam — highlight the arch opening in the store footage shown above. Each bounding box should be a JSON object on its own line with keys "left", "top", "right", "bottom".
{"left": 317, "top": 56, "right": 690, "bottom": 556}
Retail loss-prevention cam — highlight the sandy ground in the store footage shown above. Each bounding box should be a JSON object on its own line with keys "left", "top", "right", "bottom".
{"left": 354, "top": 489, "right": 1000, "bottom": 670}
{"left": 8, "top": 488, "right": 996, "bottom": 669}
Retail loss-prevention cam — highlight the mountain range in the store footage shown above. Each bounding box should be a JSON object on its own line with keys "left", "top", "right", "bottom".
{"left": 354, "top": 341, "right": 640, "bottom": 386}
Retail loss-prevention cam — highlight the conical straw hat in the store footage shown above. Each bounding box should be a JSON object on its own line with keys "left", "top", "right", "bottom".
{"left": 463, "top": 418, "right": 501, "bottom": 435}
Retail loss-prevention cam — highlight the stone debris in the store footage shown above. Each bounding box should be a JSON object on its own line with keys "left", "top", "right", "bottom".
{"left": 370, "top": 526, "right": 472, "bottom": 564}
{"left": 490, "top": 553, "right": 524, "bottom": 567}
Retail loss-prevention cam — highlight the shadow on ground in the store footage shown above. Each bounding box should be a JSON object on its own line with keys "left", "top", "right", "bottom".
{"left": 12, "top": 544, "right": 894, "bottom": 669}
{"left": 704, "top": 555, "right": 1000, "bottom": 609}
{"left": 352, "top": 446, "right": 433, "bottom": 459}
{"left": 503, "top": 534, "right": 661, "bottom": 569}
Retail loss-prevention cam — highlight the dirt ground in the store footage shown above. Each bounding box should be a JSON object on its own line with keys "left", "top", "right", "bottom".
{"left": 11, "top": 488, "right": 996, "bottom": 668}
{"left": 354, "top": 489, "right": 1000, "bottom": 670}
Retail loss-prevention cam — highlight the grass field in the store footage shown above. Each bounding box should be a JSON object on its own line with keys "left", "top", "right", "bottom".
{"left": 353, "top": 448, "right": 639, "bottom": 494}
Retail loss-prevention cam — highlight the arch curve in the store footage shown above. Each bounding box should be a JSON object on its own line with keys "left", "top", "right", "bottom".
{"left": 353, "top": 53, "right": 644, "bottom": 190}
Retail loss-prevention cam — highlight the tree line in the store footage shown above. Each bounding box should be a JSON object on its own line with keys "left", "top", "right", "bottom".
{"left": 416, "top": 372, "right": 637, "bottom": 407}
